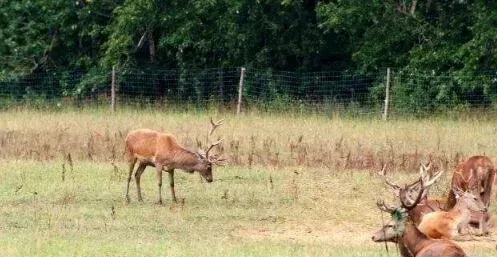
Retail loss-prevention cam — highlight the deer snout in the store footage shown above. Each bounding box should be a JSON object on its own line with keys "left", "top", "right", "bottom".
{"left": 206, "top": 177, "right": 213, "bottom": 183}
{"left": 371, "top": 233, "right": 382, "bottom": 242}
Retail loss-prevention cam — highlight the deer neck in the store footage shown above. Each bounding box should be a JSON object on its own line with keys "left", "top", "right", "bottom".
{"left": 398, "top": 221, "right": 430, "bottom": 257}
{"left": 169, "top": 147, "right": 201, "bottom": 171}
{"left": 446, "top": 190, "right": 457, "bottom": 209}
{"left": 450, "top": 200, "right": 471, "bottom": 224}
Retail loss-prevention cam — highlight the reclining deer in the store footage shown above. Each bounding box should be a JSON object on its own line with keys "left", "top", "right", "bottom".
{"left": 378, "top": 160, "right": 492, "bottom": 237}
{"left": 418, "top": 187, "right": 486, "bottom": 240}
{"left": 377, "top": 163, "right": 445, "bottom": 224}
{"left": 124, "top": 118, "right": 226, "bottom": 204}
{"left": 447, "top": 155, "right": 495, "bottom": 232}
{"left": 372, "top": 181, "right": 467, "bottom": 257}
{"left": 447, "top": 156, "right": 495, "bottom": 209}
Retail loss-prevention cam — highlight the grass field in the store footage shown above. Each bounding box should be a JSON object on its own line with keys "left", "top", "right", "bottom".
{"left": 1, "top": 110, "right": 497, "bottom": 256}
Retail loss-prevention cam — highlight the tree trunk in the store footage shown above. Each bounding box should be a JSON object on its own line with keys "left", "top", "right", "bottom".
{"left": 148, "top": 31, "right": 156, "bottom": 64}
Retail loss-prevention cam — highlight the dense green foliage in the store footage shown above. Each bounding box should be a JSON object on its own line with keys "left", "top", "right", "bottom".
{"left": 1, "top": 0, "right": 497, "bottom": 113}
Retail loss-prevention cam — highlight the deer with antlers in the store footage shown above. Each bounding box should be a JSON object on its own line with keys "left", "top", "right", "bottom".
{"left": 380, "top": 157, "right": 495, "bottom": 235}
{"left": 124, "top": 118, "right": 226, "bottom": 204}
{"left": 443, "top": 156, "right": 495, "bottom": 236}
{"left": 372, "top": 193, "right": 467, "bottom": 257}
{"left": 377, "top": 163, "right": 446, "bottom": 224}
{"left": 448, "top": 156, "right": 495, "bottom": 208}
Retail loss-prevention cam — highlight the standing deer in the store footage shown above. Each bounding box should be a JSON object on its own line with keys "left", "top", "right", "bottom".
{"left": 124, "top": 118, "right": 226, "bottom": 204}
{"left": 372, "top": 183, "right": 467, "bottom": 257}
{"left": 418, "top": 187, "right": 487, "bottom": 240}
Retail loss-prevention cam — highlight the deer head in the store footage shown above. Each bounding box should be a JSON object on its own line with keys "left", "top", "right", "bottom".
{"left": 377, "top": 163, "right": 443, "bottom": 207}
{"left": 371, "top": 204, "right": 409, "bottom": 242}
{"left": 195, "top": 118, "right": 226, "bottom": 182}
{"left": 372, "top": 182, "right": 424, "bottom": 242}
{"left": 453, "top": 187, "right": 487, "bottom": 212}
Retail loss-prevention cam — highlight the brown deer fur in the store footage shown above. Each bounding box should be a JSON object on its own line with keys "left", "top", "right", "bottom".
{"left": 373, "top": 188, "right": 467, "bottom": 257}
{"left": 417, "top": 189, "right": 487, "bottom": 239}
{"left": 447, "top": 156, "right": 494, "bottom": 233}
{"left": 124, "top": 119, "right": 225, "bottom": 204}
{"left": 373, "top": 219, "right": 466, "bottom": 257}
{"left": 380, "top": 159, "right": 494, "bottom": 233}
{"left": 447, "top": 156, "right": 495, "bottom": 209}
{"left": 408, "top": 197, "right": 446, "bottom": 226}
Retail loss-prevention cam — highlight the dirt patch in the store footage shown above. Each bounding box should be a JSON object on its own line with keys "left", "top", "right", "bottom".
{"left": 232, "top": 220, "right": 374, "bottom": 246}
{"left": 233, "top": 220, "right": 497, "bottom": 254}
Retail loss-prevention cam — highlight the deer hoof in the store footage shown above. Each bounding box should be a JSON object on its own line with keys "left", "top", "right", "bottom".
{"left": 155, "top": 200, "right": 163, "bottom": 205}
{"left": 125, "top": 196, "right": 131, "bottom": 204}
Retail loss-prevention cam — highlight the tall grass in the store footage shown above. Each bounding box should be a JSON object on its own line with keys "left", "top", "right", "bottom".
{"left": 0, "top": 109, "right": 496, "bottom": 173}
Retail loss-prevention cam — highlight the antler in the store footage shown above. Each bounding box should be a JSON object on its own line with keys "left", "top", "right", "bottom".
{"left": 206, "top": 139, "right": 224, "bottom": 159}
{"left": 423, "top": 169, "right": 444, "bottom": 187}
{"left": 209, "top": 118, "right": 224, "bottom": 137}
{"left": 209, "top": 154, "right": 228, "bottom": 166}
{"left": 419, "top": 161, "right": 445, "bottom": 186}
{"left": 377, "top": 164, "right": 401, "bottom": 192}
{"left": 419, "top": 162, "right": 429, "bottom": 181}
{"left": 377, "top": 199, "right": 397, "bottom": 213}
{"left": 204, "top": 117, "right": 225, "bottom": 162}
{"left": 421, "top": 161, "right": 432, "bottom": 172}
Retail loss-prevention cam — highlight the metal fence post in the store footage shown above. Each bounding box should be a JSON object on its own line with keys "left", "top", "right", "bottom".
{"left": 111, "top": 65, "right": 116, "bottom": 112}
{"left": 383, "top": 68, "right": 391, "bottom": 120}
{"left": 237, "top": 67, "right": 246, "bottom": 116}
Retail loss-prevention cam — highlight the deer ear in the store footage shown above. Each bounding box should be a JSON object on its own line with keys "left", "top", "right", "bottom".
{"left": 453, "top": 188, "right": 462, "bottom": 198}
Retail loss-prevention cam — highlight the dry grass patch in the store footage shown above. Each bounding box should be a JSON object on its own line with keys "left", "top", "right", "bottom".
{"left": 0, "top": 109, "right": 496, "bottom": 173}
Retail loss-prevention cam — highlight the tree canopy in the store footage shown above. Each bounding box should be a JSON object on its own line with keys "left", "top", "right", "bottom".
{"left": 1, "top": 0, "right": 497, "bottom": 113}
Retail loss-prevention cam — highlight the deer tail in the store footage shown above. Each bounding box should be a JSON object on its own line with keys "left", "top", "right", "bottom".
{"left": 124, "top": 141, "right": 133, "bottom": 162}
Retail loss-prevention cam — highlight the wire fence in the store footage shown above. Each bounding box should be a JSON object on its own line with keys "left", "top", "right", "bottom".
{"left": 1, "top": 67, "right": 497, "bottom": 118}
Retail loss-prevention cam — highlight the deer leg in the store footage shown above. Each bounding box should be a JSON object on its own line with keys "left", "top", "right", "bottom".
{"left": 167, "top": 169, "right": 177, "bottom": 203}
{"left": 134, "top": 163, "right": 147, "bottom": 202}
{"left": 155, "top": 164, "right": 163, "bottom": 205}
{"left": 478, "top": 216, "right": 486, "bottom": 236}
{"left": 125, "top": 158, "right": 137, "bottom": 204}
{"left": 482, "top": 212, "right": 492, "bottom": 235}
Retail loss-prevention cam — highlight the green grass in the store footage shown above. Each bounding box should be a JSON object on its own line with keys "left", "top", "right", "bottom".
{"left": 1, "top": 109, "right": 497, "bottom": 256}
{"left": 0, "top": 160, "right": 495, "bottom": 256}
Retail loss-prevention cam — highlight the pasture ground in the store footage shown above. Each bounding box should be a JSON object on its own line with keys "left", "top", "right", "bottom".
{"left": 0, "top": 110, "right": 497, "bottom": 256}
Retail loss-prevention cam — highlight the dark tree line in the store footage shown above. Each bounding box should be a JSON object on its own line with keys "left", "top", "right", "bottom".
{"left": 1, "top": 0, "right": 497, "bottom": 113}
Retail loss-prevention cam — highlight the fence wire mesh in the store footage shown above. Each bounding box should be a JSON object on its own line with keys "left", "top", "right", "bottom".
{"left": 1, "top": 67, "right": 496, "bottom": 118}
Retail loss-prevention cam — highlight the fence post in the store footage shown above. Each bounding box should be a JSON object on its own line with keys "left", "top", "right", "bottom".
{"left": 111, "top": 65, "right": 116, "bottom": 112}
{"left": 383, "top": 67, "right": 391, "bottom": 120}
{"left": 237, "top": 67, "right": 246, "bottom": 116}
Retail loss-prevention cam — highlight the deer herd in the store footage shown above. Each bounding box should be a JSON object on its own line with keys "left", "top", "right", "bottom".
{"left": 374, "top": 156, "right": 496, "bottom": 256}
{"left": 123, "top": 118, "right": 496, "bottom": 257}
